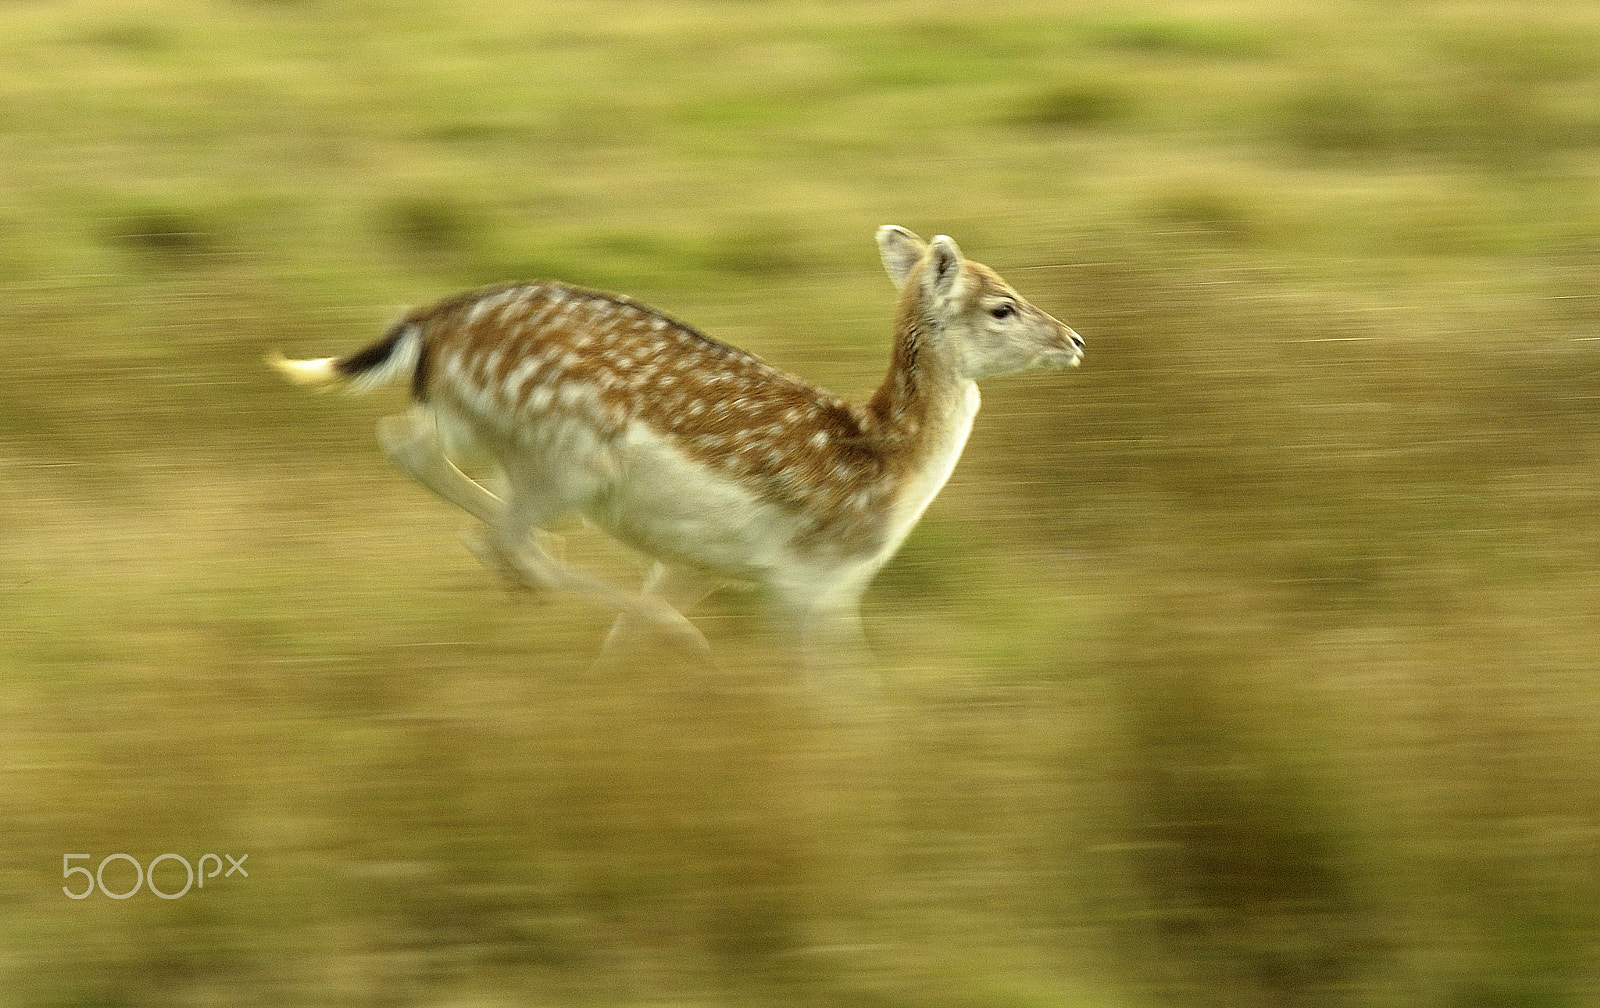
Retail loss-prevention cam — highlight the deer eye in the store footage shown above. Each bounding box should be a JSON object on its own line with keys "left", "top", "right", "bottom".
{"left": 989, "top": 304, "right": 1014, "bottom": 320}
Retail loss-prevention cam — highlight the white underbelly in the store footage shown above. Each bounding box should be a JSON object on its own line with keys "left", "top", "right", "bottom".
{"left": 588, "top": 421, "right": 812, "bottom": 580}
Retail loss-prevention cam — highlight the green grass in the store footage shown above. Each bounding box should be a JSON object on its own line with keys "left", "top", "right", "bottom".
{"left": 4, "top": 1, "right": 1600, "bottom": 1005}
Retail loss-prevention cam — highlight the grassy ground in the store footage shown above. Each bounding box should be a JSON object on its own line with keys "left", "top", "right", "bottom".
{"left": 4, "top": 1, "right": 1600, "bottom": 1005}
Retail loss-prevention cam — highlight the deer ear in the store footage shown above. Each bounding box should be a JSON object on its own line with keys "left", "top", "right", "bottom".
{"left": 922, "top": 234, "right": 964, "bottom": 302}
{"left": 876, "top": 225, "right": 927, "bottom": 290}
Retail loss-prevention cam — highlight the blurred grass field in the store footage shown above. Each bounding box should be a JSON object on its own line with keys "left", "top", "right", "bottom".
{"left": 4, "top": 1, "right": 1600, "bottom": 1005}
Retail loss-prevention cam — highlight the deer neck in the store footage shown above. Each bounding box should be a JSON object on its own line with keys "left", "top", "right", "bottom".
{"left": 868, "top": 296, "right": 976, "bottom": 438}
{"left": 864, "top": 299, "right": 980, "bottom": 526}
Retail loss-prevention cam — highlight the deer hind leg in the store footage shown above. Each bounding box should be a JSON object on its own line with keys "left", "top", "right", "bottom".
{"left": 598, "top": 561, "right": 717, "bottom": 659}
{"left": 489, "top": 495, "right": 711, "bottom": 655}
{"left": 379, "top": 408, "right": 554, "bottom": 584}
{"left": 377, "top": 410, "right": 503, "bottom": 526}
{"left": 379, "top": 410, "right": 708, "bottom": 653}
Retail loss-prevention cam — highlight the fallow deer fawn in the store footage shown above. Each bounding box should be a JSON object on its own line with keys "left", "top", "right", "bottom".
{"left": 271, "top": 227, "right": 1082, "bottom": 667}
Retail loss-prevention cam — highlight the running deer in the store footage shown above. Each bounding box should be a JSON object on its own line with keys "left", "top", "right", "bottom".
{"left": 270, "top": 227, "right": 1082, "bottom": 667}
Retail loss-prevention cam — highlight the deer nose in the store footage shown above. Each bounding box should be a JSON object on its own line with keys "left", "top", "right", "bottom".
{"left": 1060, "top": 326, "right": 1084, "bottom": 367}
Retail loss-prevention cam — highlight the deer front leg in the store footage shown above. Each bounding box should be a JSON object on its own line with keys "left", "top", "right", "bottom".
{"left": 770, "top": 579, "right": 875, "bottom": 698}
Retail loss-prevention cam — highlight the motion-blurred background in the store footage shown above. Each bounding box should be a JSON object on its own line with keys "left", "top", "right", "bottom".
{"left": 4, "top": 1, "right": 1600, "bottom": 1005}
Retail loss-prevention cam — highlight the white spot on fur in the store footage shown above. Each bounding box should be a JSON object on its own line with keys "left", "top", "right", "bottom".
{"left": 557, "top": 383, "right": 590, "bottom": 411}
{"left": 523, "top": 300, "right": 560, "bottom": 331}
{"left": 505, "top": 358, "right": 541, "bottom": 399}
